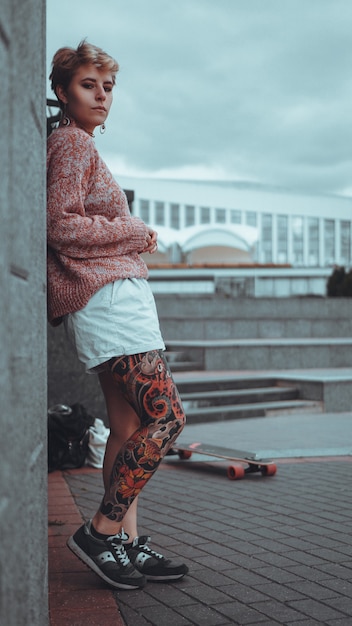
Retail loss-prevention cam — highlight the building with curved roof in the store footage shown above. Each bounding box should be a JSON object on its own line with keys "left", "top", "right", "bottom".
{"left": 116, "top": 174, "right": 352, "bottom": 268}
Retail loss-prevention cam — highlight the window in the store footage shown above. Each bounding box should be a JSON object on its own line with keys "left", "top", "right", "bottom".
{"left": 215, "top": 208, "right": 226, "bottom": 223}
{"left": 200, "top": 206, "right": 210, "bottom": 224}
{"left": 170, "top": 203, "right": 180, "bottom": 229}
{"left": 261, "top": 213, "right": 272, "bottom": 263}
{"left": 277, "top": 215, "right": 288, "bottom": 263}
{"left": 308, "top": 218, "right": 319, "bottom": 266}
{"left": 246, "top": 211, "right": 257, "bottom": 227}
{"left": 292, "top": 216, "right": 304, "bottom": 265}
{"left": 155, "top": 201, "right": 165, "bottom": 226}
{"left": 185, "top": 205, "right": 195, "bottom": 227}
{"left": 324, "top": 219, "right": 335, "bottom": 265}
{"left": 340, "top": 220, "right": 351, "bottom": 266}
{"left": 230, "top": 209, "right": 241, "bottom": 224}
{"left": 139, "top": 199, "right": 149, "bottom": 223}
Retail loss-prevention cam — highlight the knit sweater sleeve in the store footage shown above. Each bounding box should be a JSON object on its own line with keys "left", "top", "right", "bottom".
{"left": 47, "top": 128, "right": 148, "bottom": 259}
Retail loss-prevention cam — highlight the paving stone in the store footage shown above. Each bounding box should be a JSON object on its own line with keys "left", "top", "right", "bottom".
{"left": 285, "top": 564, "right": 336, "bottom": 582}
{"left": 316, "top": 563, "right": 352, "bottom": 579}
{"left": 288, "top": 580, "right": 345, "bottom": 601}
{"left": 217, "top": 601, "right": 270, "bottom": 624}
{"left": 253, "top": 565, "right": 302, "bottom": 584}
{"left": 117, "top": 604, "right": 153, "bottom": 626}
{"left": 250, "top": 599, "right": 307, "bottom": 623}
{"left": 145, "top": 585, "right": 196, "bottom": 608}
{"left": 133, "top": 604, "right": 193, "bottom": 626}
{"left": 323, "top": 596, "right": 352, "bottom": 616}
{"left": 218, "top": 583, "right": 269, "bottom": 604}
{"left": 288, "top": 598, "right": 348, "bottom": 621}
{"left": 177, "top": 603, "right": 229, "bottom": 626}
{"left": 180, "top": 583, "right": 235, "bottom": 605}
{"left": 254, "top": 581, "right": 305, "bottom": 602}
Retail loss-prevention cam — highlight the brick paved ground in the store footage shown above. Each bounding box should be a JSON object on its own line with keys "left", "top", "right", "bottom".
{"left": 49, "top": 411, "right": 352, "bottom": 626}
{"left": 59, "top": 456, "right": 352, "bottom": 626}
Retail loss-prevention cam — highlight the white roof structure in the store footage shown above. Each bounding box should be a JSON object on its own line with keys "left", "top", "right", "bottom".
{"left": 154, "top": 224, "right": 258, "bottom": 255}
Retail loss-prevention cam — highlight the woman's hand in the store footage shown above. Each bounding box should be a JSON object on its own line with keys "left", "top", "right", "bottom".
{"left": 142, "top": 227, "right": 158, "bottom": 254}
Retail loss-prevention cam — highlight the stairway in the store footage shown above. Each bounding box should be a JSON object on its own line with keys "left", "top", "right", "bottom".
{"left": 174, "top": 375, "right": 322, "bottom": 424}
{"left": 161, "top": 295, "right": 352, "bottom": 420}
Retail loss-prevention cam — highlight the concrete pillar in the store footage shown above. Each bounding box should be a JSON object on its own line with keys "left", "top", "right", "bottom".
{"left": 0, "top": 1, "right": 48, "bottom": 624}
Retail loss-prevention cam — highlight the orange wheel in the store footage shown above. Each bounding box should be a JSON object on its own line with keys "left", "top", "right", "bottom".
{"left": 261, "top": 463, "right": 277, "bottom": 477}
{"left": 178, "top": 450, "right": 192, "bottom": 460}
{"left": 227, "top": 464, "right": 245, "bottom": 480}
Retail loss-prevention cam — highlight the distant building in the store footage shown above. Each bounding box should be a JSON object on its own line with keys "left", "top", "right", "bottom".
{"left": 116, "top": 175, "right": 352, "bottom": 268}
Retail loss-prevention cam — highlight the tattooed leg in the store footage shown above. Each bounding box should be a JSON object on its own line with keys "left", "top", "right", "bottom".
{"left": 100, "top": 350, "right": 186, "bottom": 522}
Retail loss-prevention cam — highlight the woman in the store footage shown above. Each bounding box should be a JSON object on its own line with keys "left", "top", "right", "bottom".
{"left": 47, "top": 40, "right": 188, "bottom": 590}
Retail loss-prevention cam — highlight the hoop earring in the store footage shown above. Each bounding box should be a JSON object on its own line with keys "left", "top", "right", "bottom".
{"left": 100, "top": 123, "right": 106, "bottom": 134}
{"left": 61, "top": 105, "right": 71, "bottom": 126}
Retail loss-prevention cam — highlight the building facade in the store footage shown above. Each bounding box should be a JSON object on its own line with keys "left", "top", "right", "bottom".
{"left": 116, "top": 175, "right": 352, "bottom": 268}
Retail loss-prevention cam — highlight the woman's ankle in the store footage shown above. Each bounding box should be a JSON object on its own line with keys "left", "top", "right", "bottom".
{"left": 92, "top": 512, "right": 123, "bottom": 537}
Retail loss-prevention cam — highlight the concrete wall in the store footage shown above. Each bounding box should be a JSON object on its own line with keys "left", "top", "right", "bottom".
{"left": 156, "top": 294, "right": 352, "bottom": 340}
{"left": 48, "top": 322, "right": 106, "bottom": 419}
{"left": 0, "top": 2, "right": 48, "bottom": 624}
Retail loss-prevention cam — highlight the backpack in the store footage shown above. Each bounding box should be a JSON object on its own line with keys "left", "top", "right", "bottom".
{"left": 47, "top": 403, "right": 95, "bottom": 472}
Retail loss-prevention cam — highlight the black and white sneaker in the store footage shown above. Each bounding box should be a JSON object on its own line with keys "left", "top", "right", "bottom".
{"left": 125, "top": 535, "right": 189, "bottom": 581}
{"left": 67, "top": 520, "right": 146, "bottom": 590}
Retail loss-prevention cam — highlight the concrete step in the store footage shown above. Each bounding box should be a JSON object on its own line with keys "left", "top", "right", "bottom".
{"left": 181, "top": 386, "right": 299, "bottom": 408}
{"left": 166, "top": 338, "right": 352, "bottom": 371}
{"left": 170, "top": 361, "right": 204, "bottom": 372}
{"left": 184, "top": 399, "right": 323, "bottom": 424}
{"left": 166, "top": 350, "right": 204, "bottom": 372}
{"left": 176, "top": 375, "right": 278, "bottom": 393}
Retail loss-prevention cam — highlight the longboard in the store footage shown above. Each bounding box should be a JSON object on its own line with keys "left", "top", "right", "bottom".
{"left": 171, "top": 441, "right": 277, "bottom": 480}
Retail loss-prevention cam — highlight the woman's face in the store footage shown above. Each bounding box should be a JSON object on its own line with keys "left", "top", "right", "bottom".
{"left": 57, "top": 63, "right": 114, "bottom": 134}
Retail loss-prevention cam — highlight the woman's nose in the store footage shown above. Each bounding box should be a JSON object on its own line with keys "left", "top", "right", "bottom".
{"left": 96, "top": 86, "right": 106, "bottom": 100}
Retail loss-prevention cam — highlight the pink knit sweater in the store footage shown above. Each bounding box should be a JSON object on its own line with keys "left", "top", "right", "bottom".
{"left": 47, "top": 123, "right": 149, "bottom": 324}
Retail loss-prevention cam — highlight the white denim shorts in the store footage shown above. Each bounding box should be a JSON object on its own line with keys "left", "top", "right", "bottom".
{"left": 64, "top": 278, "right": 165, "bottom": 373}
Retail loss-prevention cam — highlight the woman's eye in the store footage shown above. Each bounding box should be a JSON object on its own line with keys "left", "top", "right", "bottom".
{"left": 82, "top": 83, "right": 94, "bottom": 89}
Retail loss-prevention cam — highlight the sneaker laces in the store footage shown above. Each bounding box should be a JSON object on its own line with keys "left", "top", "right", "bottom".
{"left": 109, "top": 542, "right": 131, "bottom": 567}
{"left": 107, "top": 530, "right": 131, "bottom": 567}
{"left": 117, "top": 529, "right": 129, "bottom": 542}
{"left": 136, "top": 536, "right": 165, "bottom": 561}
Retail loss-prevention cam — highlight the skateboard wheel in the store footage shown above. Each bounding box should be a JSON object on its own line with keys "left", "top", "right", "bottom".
{"left": 178, "top": 450, "right": 192, "bottom": 460}
{"left": 261, "top": 464, "right": 277, "bottom": 477}
{"left": 227, "top": 464, "right": 245, "bottom": 480}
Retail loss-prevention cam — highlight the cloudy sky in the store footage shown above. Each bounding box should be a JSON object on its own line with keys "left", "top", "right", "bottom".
{"left": 47, "top": 0, "right": 352, "bottom": 196}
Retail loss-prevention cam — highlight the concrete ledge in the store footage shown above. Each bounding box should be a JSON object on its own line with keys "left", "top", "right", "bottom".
{"left": 166, "top": 338, "right": 352, "bottom": 371}
{"left": 156, "top": 295, "right": 352, "bottom": 340}
{"left": 277, "top": 376, "right": 352, "bottom": 413}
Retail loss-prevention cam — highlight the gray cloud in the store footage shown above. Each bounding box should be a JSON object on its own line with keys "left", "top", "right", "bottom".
{"left": 47, "top": 0, "right": 352, "bottom": 194}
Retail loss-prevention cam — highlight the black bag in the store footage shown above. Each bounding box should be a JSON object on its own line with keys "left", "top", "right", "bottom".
{"left": 47, "top": 403, "right": 95, "bottom": 472}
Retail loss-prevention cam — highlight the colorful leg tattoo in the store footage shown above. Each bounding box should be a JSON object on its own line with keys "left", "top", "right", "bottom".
{"left": 100, "top": 350, "right": 186, "bottom": 522}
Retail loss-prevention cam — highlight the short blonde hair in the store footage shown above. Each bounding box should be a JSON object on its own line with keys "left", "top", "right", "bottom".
{"left": 50, "top": 40, "right": 119, "bottom": 105}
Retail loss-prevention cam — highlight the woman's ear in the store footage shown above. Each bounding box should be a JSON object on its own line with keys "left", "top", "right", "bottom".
{"left": 56, "top": 85, "right": 68, "bottom": 105}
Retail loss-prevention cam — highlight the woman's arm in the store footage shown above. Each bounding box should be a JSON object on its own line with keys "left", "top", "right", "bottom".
{"left": 47, "top": 130, "right": 148, "bottom": 259}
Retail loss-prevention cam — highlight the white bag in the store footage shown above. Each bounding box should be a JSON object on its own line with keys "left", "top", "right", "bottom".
{"left": 86, "top": 418, "right": 110, "bottom": 468}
